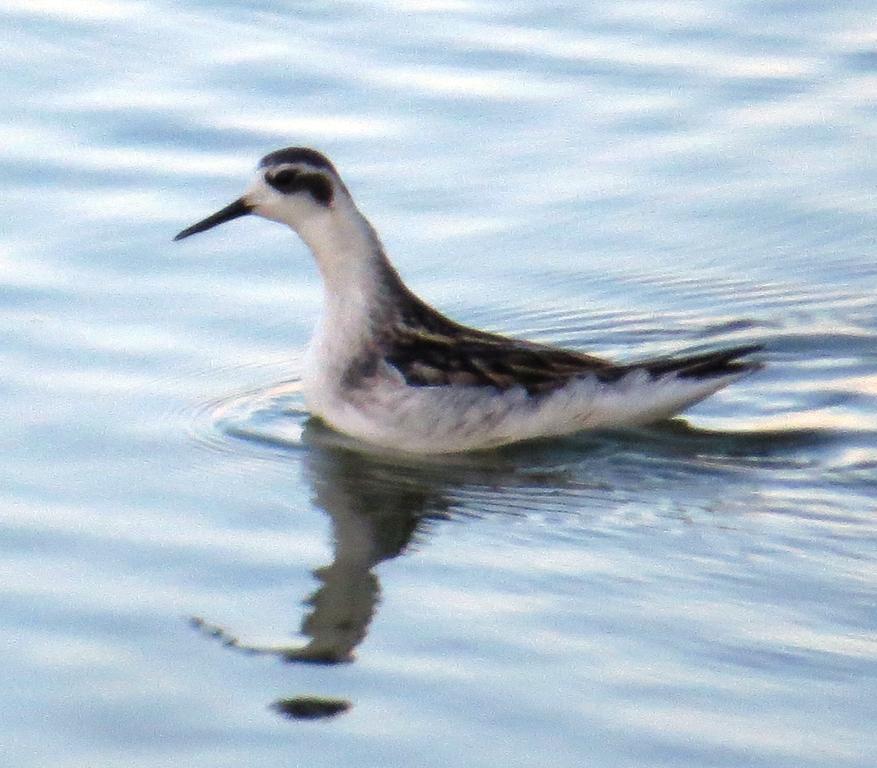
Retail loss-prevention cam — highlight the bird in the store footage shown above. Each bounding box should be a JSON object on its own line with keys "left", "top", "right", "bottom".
{"left": 174, "top": 147, "right": 761, "bottom": 454}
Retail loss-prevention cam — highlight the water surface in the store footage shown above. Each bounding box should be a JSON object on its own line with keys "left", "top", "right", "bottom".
{"left": 1, "top": 1, "right": 875, "bottom": 766}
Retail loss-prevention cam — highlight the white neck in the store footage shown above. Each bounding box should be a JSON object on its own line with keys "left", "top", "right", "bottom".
{"left": 290, "top": 196, "right": 403, "bottom": 389}
{"left": 293, "top": 196, "right": 388, "bottom": 308}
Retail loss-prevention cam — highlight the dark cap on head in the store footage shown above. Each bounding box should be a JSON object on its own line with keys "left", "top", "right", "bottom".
{"left": 258, "top": 147, "right": 336, "bottom": 173}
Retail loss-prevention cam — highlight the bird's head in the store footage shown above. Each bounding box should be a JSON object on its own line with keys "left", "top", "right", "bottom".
{"left": 174, "top": 147, "right": 346, "bottom": 241}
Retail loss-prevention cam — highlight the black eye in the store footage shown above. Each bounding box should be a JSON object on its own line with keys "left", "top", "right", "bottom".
{"left": 267, "top": 168, "right": 299, "bottom": 192}
{"left": 266, "top": 168, "right": 333, "bottom": 206}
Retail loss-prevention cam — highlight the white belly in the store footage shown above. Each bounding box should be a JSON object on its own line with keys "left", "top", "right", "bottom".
{"left": 301, "top": 362, "right": 742, "bottom": 454}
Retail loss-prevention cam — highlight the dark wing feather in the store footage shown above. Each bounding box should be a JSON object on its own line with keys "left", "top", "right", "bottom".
{"left": 364, "top": 284, "right": 762, "bottom": 395}
{"left": 362, "top": 289, "right": 599, "bottom": 394}
{"left": 385, "top": 323, "right": 617, "bottom": 394}
{"left": 630, "top": 345, "right": 764, "bottom": 379}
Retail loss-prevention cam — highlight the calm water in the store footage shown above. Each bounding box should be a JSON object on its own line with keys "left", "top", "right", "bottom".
{"left": 2, "top": 1, "right": 876, "bottom": 766}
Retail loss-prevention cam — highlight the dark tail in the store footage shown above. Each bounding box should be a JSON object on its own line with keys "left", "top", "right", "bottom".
{"left": 631, "top": 344, "right": 764, "bottom": 380}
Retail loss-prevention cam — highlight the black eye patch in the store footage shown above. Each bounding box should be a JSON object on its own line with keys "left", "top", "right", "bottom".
{"left": 266, "top": 169, "right": 333, "bottom": 206}
{"left": 267, "top": 168, "right": 299, "bottom": 192}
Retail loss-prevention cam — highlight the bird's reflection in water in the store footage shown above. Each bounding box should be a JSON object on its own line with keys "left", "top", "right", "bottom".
{"left": 287, "top": 425, "right": 457, "bottom": 665}
{"left": 192, "top": 419, "right": 541, "bottom": 718}
{"left": 192, "top": 415, "right": 814, "bottom": 719}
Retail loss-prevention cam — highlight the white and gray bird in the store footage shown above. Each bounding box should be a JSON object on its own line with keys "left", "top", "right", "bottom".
{"left": 175, "top": 147, "right": 761, "bottom": 453}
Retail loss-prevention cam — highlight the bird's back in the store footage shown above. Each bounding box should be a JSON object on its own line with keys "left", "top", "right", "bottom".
{"left": 307, "top": 281, "right": 761, "bottom": 453}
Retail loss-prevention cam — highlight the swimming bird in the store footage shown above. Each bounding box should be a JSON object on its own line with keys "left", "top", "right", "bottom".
{"left": 175, "top": 147, "right": 761, "bottom": 453}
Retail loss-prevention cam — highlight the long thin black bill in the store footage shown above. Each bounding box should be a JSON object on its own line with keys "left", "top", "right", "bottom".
{"left": 173, "top": 197, "right": 253, "bottom": 241}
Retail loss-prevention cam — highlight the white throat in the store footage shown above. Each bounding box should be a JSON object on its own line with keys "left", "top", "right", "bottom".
{"left": 291, "top": 196, "right": 386, "bottom": 308}
{"left": 287, "top": 195, "right": 400, "bottom": 408}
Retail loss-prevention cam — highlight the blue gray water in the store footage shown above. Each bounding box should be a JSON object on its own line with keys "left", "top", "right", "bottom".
{"left": 2, "top": 2, "right": 876, "bottom": 766}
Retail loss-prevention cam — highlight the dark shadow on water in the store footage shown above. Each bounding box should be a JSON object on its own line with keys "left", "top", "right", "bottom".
{"left": 270, "top": 696, "right": 351, "bottom": 721}
{"left": 191, "top": 414, "right": 848, "bottom": 719}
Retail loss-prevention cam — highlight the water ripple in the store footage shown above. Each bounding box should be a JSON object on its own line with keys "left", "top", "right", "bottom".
{"left": 3, "top": 1, "right": 876, "bottom": 765}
